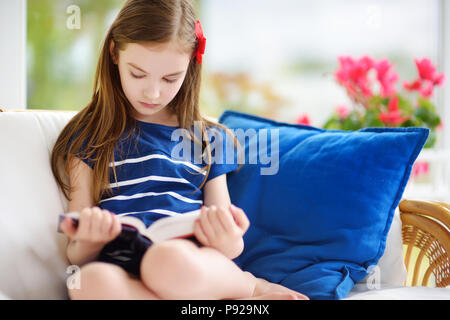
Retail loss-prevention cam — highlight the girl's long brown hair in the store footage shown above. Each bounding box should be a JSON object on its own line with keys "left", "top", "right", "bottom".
{"left": 51, "top": 0, "right": 242, "bottom": 205}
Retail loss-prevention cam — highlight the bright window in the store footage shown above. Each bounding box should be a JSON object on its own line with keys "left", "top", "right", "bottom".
{"left": 27, "top": 0, "right": 126, "bottom": 110}
{"left": 201, "top": 0, "right": 441, "bottom": 127}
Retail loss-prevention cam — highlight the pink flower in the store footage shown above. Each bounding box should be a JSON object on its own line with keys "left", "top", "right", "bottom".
{"left": 335, "top": 105, "right": 350, "bottom": 119}
{"left": 403, "top": 79, "right": 422, "bottom": 91}
{"left": 415, "top": 58, "right": 445, "bottom": 85}
{"left": 357, "top": 78, "right": 373, "bottom": 97}
{"left": 379, "top": 96, "right": 408, "bottom": 125}
{"left": 335, "top": 56, "right": 375, "bottom": 98}
{"left": 345, "top": 83, "right": 358, "bottom": 100}
{"left": 296, "top": 114, "right": 311, "bottom": 126}
{"left": 388, "top": 95, "right": 399, "bottom": 112}
{"left": 419, "top": 80, "right": 434, "bottom": 98}
{"left": 335, "top": 57, "right": 355, "bottom": 87}
{"left": 412, "top": 161, "right": 429, "bottom": 179}
{"left": 404, "top": 58, "right": 445, "bottom": 98}
{"left": 434, "top": 73, "right": 445, "bottom": 86}
{"left": 375, "top": 59, "right": 399, "bottom": 97}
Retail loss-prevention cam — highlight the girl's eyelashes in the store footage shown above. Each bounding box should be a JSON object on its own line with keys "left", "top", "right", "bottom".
{"left": 130, "top": 72, "right": 145, "bottom": 79}
{"left": 164, "top": 78, "right": 178, "bottom": 83}
{"left": 130, "top": 72, "right": 177, "bottom": 83}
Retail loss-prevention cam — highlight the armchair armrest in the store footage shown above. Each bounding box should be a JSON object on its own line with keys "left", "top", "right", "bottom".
{"left": 399, "top": 199, "right": 450, "bottom": 287}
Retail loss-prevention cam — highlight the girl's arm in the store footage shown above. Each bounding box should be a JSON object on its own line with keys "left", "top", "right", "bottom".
{"left": 203, "top": 173, "right": 233, "bottom": 209}
{"left": 196, "top": 174, "right": 250, "bottom": 259}
{"left": 61, "top": 157, "right": 121, "bottom": 266}
{"left": 67, "top": 157, "right": 95, "bottom": 213}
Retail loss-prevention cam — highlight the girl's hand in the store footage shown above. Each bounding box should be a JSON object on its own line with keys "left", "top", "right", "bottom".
{"left": 194, "top": 204, "right": 250, "bottom": 259}
{"left": 60, "top": 207, "right": 122, "bottom": 248}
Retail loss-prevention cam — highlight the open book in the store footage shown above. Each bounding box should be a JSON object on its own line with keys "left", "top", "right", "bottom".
{"left": 57, "top": 209, "right": 201, "bottom": 243}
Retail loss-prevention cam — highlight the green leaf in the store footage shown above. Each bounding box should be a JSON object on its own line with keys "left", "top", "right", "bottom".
{"left": 417, "top": 97, "right": 436, "bottom": 112}
{"left": 367, "top": 95, "right": 385, "bottom": 110}
{"left": 430, "top": 114, "right": 441, "bottom": 128}
{"left": 424, "top": 131, "right": 437, "bottom": 149}
{"left": 323, "top": 117, "right": 342, "bottom": 130}
{"left": 400, "top": 118, "right": 421, "bottom": 128}
{"left": 397, "top": 95, "right": 414, "bottom": 114}
{"left": 414, "top": 107, "right": 441, "bottom": 128}
{"left": 364, "top": 109, "right": 384, "bottom": 127}
{"left": 343, "top": 114, "right": 363, "bottom": 131}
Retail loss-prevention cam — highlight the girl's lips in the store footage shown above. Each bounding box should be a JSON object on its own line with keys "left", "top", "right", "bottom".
{"left": 140, "top": 101, "right": 160, "bottom": 108}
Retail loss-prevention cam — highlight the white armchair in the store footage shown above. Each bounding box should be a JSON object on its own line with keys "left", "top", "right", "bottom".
{"left": 0, "top": 109, "right": 448, "bottom": 300}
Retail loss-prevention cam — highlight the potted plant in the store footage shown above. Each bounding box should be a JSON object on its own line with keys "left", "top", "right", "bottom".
{"left": 323, "top": 56, "right": 445, "bottom": 148}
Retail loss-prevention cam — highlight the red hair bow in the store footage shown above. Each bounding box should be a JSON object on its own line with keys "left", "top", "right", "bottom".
{"left": 194, "top": 20, "right": 206, "bottom": 64}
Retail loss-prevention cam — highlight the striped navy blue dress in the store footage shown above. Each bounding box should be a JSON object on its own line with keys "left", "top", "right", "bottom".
{"left": 80, "top": 120, "right": 239, "bottom": 228}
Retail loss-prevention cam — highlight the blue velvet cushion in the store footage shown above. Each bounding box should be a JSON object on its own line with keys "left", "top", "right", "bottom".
{"left": 218, "top": 110, "right": 429, "bottom": 300}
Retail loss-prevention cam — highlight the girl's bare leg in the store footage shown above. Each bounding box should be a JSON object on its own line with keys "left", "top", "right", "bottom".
{"left": 140, "top": 239, "right": 308, "bottom": 300}
{"left": 69, "top": 262, "right": 160, "bottom": 300}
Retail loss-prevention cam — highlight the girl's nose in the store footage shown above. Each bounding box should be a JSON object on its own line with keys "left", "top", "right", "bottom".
{"left": 144, "top": 82, "right": 160, "bottom": 101}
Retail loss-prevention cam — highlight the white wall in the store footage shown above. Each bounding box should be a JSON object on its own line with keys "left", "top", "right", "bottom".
{"left": 440, "top": 0, "right": 450, "bottom": 151}
{"left": 0, "top": 0, "right": 27, "bottom": 110}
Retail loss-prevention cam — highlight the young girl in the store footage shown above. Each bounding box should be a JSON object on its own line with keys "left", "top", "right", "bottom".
{"left": 52, "top": 0, "right": 308, "bottom": 300}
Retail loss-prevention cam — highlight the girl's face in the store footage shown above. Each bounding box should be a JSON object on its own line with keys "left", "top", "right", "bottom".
{"left": 112, "top": 41, "right": 191, "bottom": 125}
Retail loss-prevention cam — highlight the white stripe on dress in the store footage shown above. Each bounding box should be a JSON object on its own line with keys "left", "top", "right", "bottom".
{"left": 116, "top": 208, "right": 196, "bottom": 217}
{"left": 109, "top": 175, "right": 190, "bottom": 188}
{"left": 110, "top": 153, "right": 205, "bottom": 174}
{"left": 99, "top": 190, "right": 203, "bottom": 204}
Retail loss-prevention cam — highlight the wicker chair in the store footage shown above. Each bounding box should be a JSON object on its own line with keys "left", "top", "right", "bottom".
{"left": 399, "top": 199, "right": 450, "bottom": 288}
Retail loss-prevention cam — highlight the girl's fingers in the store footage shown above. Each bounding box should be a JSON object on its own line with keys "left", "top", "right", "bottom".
{"left": 77, "top": 208, "right": 92, "bottom": 239}
{"left": 99, "top": 210, "right": 111, "bottom": 234}
{"left": 193, "top": 219, "right": 209, "bottom": 246}
{"left": 109, "top": 212, "right": 122, "bottom": 238}
{"left": 229, "top": 204, "right": 250, "bottom": 232}
{"left": 216, "top": 206, "right": 237, "bottom": 233}
{"left": 90, "top": 207, "right": 104, "bottom": 238}
{"left": 74, "top": 207, "right": 120, "bottom": 243}
{"left": 207, "top": 206, "right": 226, "bottom": 234}
{"left": 200, "top": 206, "right": 216, "bottom": 239}
{"left": 61, "top": 217, "right": 77, "bottom": 238}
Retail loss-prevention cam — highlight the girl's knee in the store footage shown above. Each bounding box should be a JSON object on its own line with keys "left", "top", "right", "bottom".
{"left": 68, "top": 262, "right": 126, "bottom": 300}
{"left": 140, "top": 239, "right": 206, "bottom": 298}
